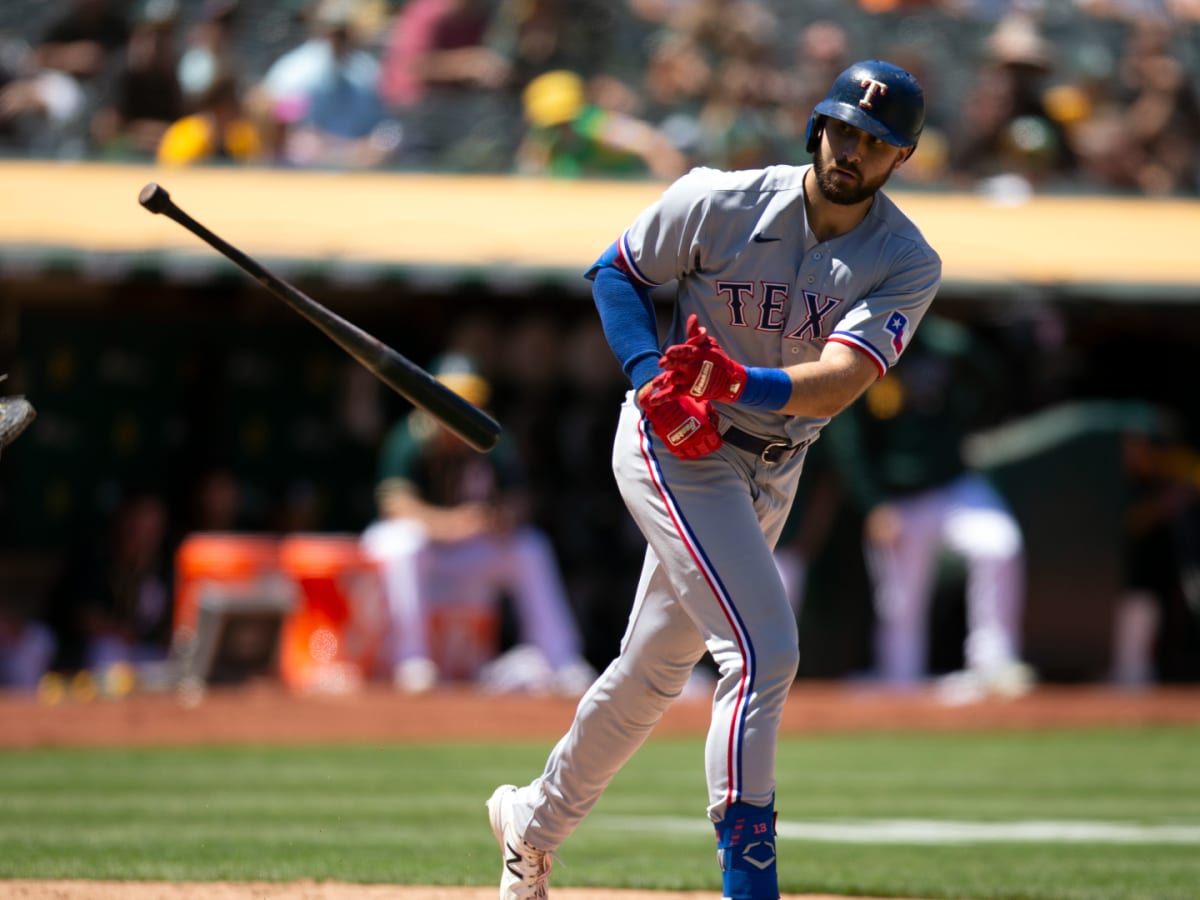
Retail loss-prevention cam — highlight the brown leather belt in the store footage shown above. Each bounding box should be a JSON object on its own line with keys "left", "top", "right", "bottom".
{"left": 722, "top": 425, "right": 810, "bottom": 465}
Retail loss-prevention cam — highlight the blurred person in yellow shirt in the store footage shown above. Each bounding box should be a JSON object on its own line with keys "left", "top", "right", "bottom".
{"left": 156, "top": 72, "right": 264, "bottom": 165}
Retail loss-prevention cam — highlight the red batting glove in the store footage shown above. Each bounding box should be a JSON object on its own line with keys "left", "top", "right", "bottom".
{"left": 640, "top": 381, "right": 723, "bottom": 460}
{"left": 658, "top": 314, "right": 748, "bottom": 403}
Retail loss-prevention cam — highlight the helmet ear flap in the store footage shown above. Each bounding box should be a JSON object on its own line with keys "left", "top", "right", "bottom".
{"left": 805, "top": 114, "right": 825, "bottom": 154}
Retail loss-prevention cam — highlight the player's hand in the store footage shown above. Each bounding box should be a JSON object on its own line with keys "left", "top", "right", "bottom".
{"left": 657, "top": 314, "right": 748, "bottom": 403}
{"left": 640, "top": 382, "right": 722, "bottom": 459}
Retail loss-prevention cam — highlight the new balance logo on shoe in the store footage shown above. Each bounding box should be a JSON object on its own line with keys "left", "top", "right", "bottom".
{"left": 505, "top": 843, "right": 526, "bottom": 879}
{"left": 488, "top": 784, "right": 553, "bottom": 899}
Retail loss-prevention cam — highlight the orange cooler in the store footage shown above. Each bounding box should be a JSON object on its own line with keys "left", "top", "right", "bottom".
{"left": 276, "top": 534, "right": 387, "bottom": 692}
{"left": 173, "top": 533, "right": 281, "bottom": 639}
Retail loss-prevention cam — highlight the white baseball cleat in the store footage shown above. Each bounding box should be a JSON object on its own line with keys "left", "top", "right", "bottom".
{"left": 937, "top": 661, "right": 1036, "bottom": 706}
{"left": 487, "top": 784, "right": 552, "bottom": 899}
{"left": 392, "top": 657, "right": 439, "bottom": 694}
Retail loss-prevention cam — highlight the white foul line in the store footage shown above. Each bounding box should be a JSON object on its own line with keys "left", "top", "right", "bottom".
{"left": 596, "top": 816, "right": 1200, "bottom": 845}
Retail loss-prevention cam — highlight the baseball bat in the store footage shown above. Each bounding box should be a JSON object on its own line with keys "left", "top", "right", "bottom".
{"left": 137, "top": 182, "right": 500, "bottom": 453}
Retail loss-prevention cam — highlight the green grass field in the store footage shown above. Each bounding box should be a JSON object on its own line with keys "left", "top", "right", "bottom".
{"left": 2, "top": 727, "right": 1199, "bottom": 899}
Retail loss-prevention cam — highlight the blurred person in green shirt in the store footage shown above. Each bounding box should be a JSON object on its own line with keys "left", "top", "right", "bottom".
{"left": 360, "top": 354, "right": 595, "bottom": 696}
{"left": 515, "top": 68, "right": 686, "bottom": 179}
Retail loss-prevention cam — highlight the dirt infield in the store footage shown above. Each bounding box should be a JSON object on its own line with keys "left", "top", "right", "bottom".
{"left": 4, "top": 681, "right": 1200, "bottom": 749}
{"left": 3, "top": 682, "right": 1199, "bottom": 900}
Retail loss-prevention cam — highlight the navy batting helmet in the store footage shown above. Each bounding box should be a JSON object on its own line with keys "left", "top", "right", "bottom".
{"left": 805, "top": 60, "right": 925, "bottom": 154}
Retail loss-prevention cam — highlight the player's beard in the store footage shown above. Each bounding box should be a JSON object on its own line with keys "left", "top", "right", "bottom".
{"left": 811, "top": 141, "right": 892, "bottom": 205}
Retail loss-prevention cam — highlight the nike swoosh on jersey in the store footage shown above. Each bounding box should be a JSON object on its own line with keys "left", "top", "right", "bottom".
{"left": 752, "top": 233, "right": 781, "bottom": 242}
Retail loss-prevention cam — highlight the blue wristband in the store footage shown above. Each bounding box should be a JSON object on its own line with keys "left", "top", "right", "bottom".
{"left": 737, "top": 367, "right": 792, "bottom": 410}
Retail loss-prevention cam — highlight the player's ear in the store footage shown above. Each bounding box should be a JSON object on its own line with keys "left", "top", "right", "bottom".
{"left": 890, "top": 145, "right": 916, "bottom": 174}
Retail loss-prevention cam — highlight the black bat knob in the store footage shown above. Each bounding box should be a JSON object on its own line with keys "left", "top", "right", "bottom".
{"left": 138, "top": 182, "right": 172, "bottom": 214}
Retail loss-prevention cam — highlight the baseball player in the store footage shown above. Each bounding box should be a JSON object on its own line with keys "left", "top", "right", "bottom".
{"left": 0, "top": 379, "right": 48, "bottom": 691}
{"left": 361, "top": 356, "right": 595, "bottom": 695}
{"left": 821, "top": 314, "right": 1030, "bottom": 702}
{"left": 487, "top": 60, "right": 941, "bottom": 900}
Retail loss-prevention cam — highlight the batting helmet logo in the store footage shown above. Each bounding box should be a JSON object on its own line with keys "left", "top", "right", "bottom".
{"left": 857, "top": 78, "right": 889, "bottom": 110}
{"left": 806, "top": 60, "right": 925, "bottom": 154}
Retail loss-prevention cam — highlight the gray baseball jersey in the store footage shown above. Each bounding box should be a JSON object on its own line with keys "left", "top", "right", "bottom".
{"left": 620, "top": 163, "right": 941, "bottom": 446}
{"left": 508, "top": 163, "right": 941, "bottom": 851}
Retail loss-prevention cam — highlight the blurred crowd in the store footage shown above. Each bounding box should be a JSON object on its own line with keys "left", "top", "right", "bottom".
{"left": 0, "top": 0, "right": 1198, "bottom": 196}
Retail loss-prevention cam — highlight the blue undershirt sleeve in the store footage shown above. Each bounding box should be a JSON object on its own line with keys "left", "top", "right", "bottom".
{"left": 586, "top": 242, "right": 662, "bottom": 391}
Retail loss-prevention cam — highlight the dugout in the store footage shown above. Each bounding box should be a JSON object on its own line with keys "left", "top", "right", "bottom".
{"left": 2, "top": 162, "right": 1199, "bottom": 683}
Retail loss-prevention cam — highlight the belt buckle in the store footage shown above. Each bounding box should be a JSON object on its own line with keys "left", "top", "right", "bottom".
{"left": 760, "top": 441, "right": 790, "bottom": 464}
